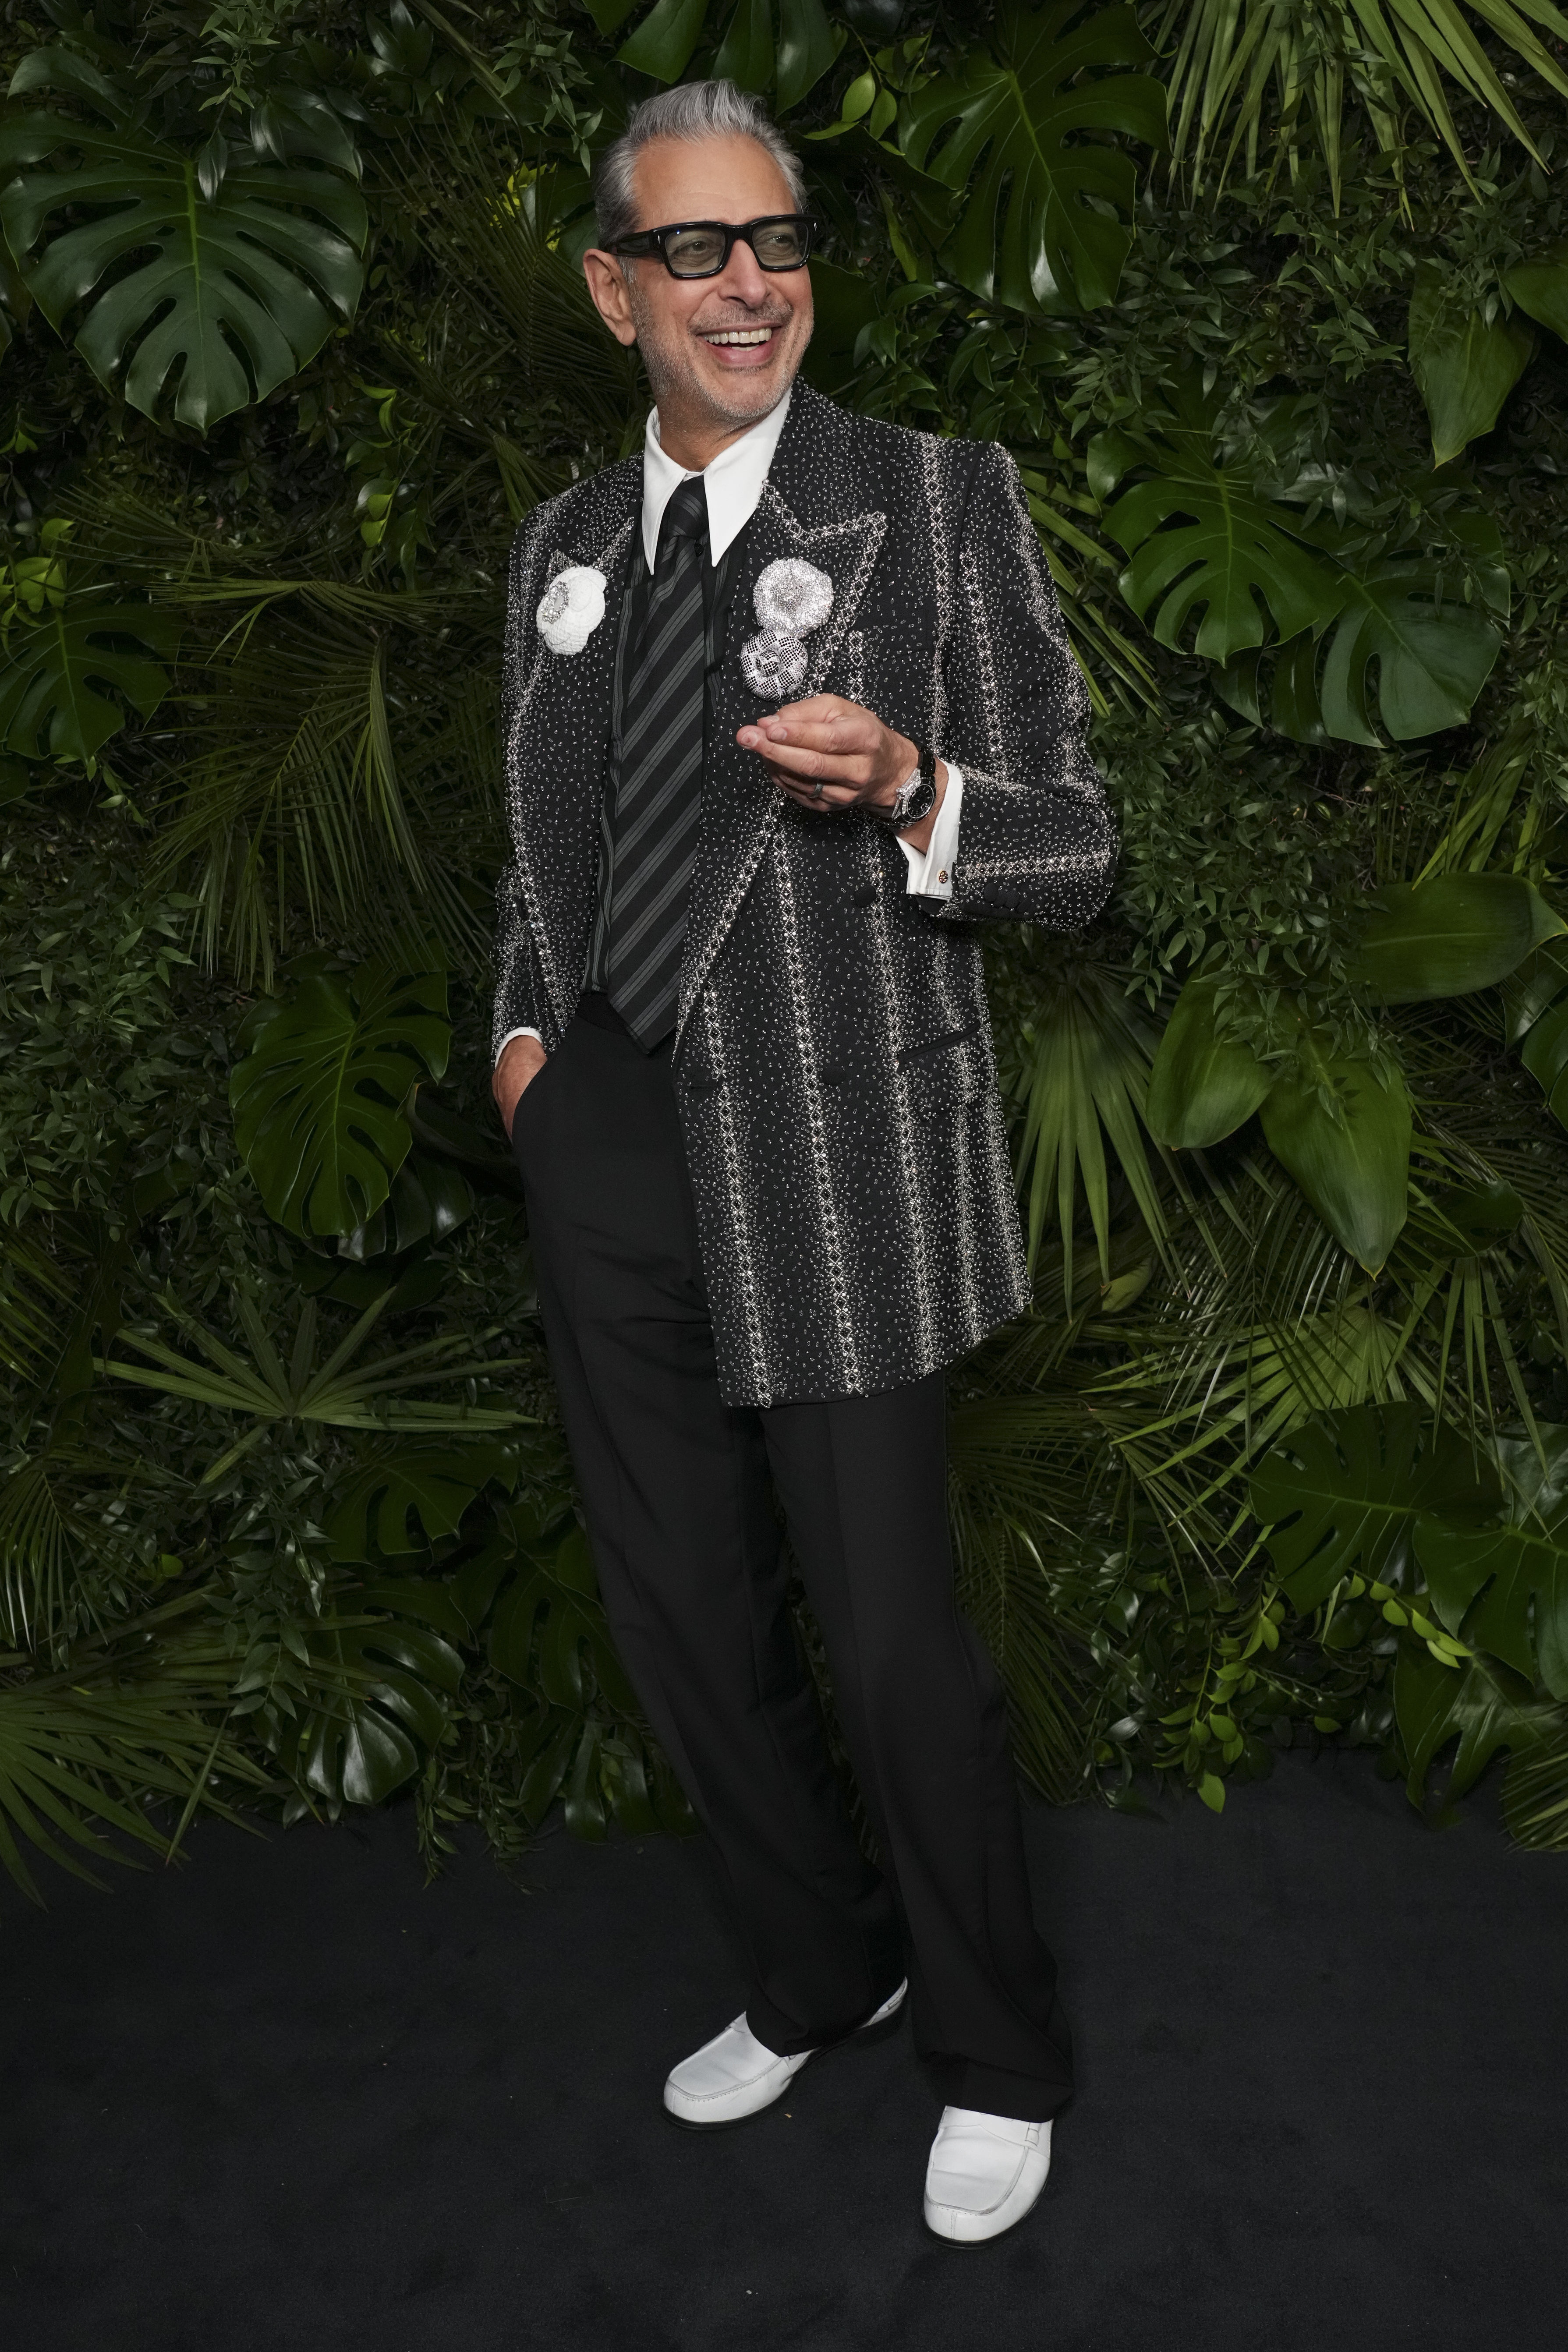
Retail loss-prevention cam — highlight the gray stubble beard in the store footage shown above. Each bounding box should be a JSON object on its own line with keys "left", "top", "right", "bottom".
{"left": 625, "top": 266, "right": 810, "bottom": 434}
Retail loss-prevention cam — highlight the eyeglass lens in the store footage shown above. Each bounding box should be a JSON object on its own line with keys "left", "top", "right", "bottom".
{"left": 664, "top": 219, "right": 808, "bottom": 276}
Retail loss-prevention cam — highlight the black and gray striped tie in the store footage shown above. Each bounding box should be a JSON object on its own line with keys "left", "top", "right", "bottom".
{"left": 605, "top": 475, "right": 709, "bottom": 1050}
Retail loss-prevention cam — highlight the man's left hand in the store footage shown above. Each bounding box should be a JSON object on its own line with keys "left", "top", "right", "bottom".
{"left": 737, "top": 697, "right": 944, "bottom": 848}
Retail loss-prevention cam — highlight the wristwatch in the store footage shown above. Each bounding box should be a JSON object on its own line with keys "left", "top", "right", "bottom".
{"left": 868, "top": 746, "right": 938, "bottom": 831}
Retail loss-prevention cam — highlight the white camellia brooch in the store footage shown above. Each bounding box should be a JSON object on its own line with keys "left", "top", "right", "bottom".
{"left": 537, "top": 564, "right": 607, "bottom": 656}
{"left": 740, "top": 557, "right": 834, "bottom": 699}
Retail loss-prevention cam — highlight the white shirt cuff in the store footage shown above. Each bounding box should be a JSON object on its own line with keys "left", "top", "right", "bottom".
{"left": 897, "top": 764, "right": 963, "bottom": 899}
{"left": 496, "top": 1026, "right": 542, "bottom": 1067}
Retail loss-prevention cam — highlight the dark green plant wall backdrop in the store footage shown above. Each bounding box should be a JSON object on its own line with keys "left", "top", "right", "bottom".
{"left": 4, "top": 0, "right": 1568, "bottom": 1899}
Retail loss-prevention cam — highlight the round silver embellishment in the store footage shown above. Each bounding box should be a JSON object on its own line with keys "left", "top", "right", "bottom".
{"left": 752, "top": 557, "right": 833, "bottom": 637}
{"left": 740, "top": 629, "right": 809, "bottom": 699}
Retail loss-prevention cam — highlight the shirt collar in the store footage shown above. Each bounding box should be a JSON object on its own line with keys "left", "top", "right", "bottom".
{"left": 641, "top": 385, "right": 793, "bottom": 572}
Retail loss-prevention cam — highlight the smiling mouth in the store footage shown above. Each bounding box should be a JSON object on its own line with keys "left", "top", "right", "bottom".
{"left": 699, "top": 325, "right": 779, "bottom": 346}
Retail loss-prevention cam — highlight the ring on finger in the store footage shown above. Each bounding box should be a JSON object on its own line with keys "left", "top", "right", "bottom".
{"left": 812, "top": 778, "right": 824, "bottom": 799}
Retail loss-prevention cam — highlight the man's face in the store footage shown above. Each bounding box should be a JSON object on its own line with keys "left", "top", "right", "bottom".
{"left": 584, "top": 134, "right": 814, "bottom": 434}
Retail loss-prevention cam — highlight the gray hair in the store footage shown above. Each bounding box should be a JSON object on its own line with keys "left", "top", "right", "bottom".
{"left": 594, "top": 80, "right": 807, "bottom": 250}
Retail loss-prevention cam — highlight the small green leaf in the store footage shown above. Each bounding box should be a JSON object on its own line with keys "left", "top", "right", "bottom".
{"left": 1085, "top": 427, "right": 1141, "bottom": 502}
{"left": 775, "top": 0, "right": 839, "bottom": 110}
{"left": 1408, "top": 262, "right": 1534, "bottom": 468}
{"left": 1259, "top": 1047, "right": 1412, "bottom": 1273}
{"left": 1146, "top": 976, "right": 1274, "bottom": 1149}
{"left": 1196, "top": 1770, "right": 1225, "bottom": 1812}
{"left": 1504, "top": 244, "right": 1568, "bottom": 342}
{"left": 616, "top": 0, "right": 710, "bottom": 81}
{"left": 714, "top": 0, "right": 774, "bottom": 88}
{"left": 842, "top": 70, "right": 877, "bottom": 123}
{"left": 1349, "top": 874, "right": 1565, "bottom": 1003}
{"left": 1421, "top": 1180, "right": 1524, "bottom": 1254}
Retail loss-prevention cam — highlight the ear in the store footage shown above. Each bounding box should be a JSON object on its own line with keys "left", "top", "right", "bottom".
{"left": 583, "top": 250, "right": 638, "bottom": 348}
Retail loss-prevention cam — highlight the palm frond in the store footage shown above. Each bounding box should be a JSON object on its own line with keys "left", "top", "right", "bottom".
{"left": 0, "top": 1616, "right": 269, "bottom": 1902}
{"left": 1004, "top": 951, "right": 1175, "bottom": 1302}
{"left": 0, "top": 1452, "right": 80, "bottom": 1653}
{"left": 1157, "top": 0, "right": 1568, "bottom": 205}
{"left": 149, "top": 601, "right": 499, "bottom": 987}
{"left": 1501, "top": 1722, "right": 1568, "bottom": 1850}
{"left": 392, "top": 133, "right": 643, "bottom": 461}
{"left": 101, "top": 1290, "right": 531, "bottom": 1483}
{"left": 0, "top": 1229, "right": 72, "bottom": 1383}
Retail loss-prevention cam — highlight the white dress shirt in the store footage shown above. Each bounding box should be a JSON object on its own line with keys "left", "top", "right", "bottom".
{"left": 496, "top": 392, "right": 963, "bottom": 1061}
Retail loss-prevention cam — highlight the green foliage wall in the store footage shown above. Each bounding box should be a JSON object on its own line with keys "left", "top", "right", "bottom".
{"left": 4, "top": 0, "right": 1568, "bottom": 1896}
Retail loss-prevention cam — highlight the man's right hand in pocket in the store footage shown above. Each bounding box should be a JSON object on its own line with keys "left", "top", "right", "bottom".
{"left": 493, "top": 1034, "right": 548, "bottom": 1138}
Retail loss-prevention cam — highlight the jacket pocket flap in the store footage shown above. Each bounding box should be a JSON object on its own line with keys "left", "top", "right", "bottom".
{"left": 897, "top": 1024, "right": 984, "bottom": 1117}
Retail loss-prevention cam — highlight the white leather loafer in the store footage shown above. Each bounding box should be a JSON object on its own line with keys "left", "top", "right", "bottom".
{"left": 663, "top": 1979, "right": 906, "bottom": 2130}
{"left": 923, "top": 2107, "right": 1052, "bottom": 2244}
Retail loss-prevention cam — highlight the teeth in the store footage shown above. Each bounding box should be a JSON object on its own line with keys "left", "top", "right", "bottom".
{"left": 703, "top": 328, "right": 774, "bottom": 345}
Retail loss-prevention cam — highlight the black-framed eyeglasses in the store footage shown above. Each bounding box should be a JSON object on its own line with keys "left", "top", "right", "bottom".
{"left": 608, "top": 214, "right": 817, "bottom": 279}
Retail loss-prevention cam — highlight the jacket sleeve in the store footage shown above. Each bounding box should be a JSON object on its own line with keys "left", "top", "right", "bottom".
{"left": 934, "top": 442, "right": 1116, "bottom": 928}
{"left": 489, "top": 513, "right": 549, "bottom": 1063}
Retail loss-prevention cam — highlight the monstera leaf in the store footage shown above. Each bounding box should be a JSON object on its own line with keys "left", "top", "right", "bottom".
{"left": 335, "top": 1150, "right": 475, "bottom": 1263}
{"left": 230, "top": 951, "right": 451, "bottom": 1241}
{"left": 1416, "top": 1430, "right": 1568, "bottom": 1699}
{"left": 489, "top": 1524, "right": 639, "bottom": 1716}
{"left": 0, "top": 47, "right": 367, "bottom": 430}
{"left": 1349, "top": 874, "right": 1565, "bottom": 1003}
{"left": 901, "top": 0, "right": 1167, "bottom": 314}
{"left": 1251, "top": 1403, "right": 1499, "bottom": 1614}
{"left": 0, "top": 586, "right": 178, "bottom": 763}
{"left": 1220, "top": 552, "right": 1507, "bottom": 746}
{"left": 604, "top": 0, "right": 837, "bottom": 106}
{"left": 1102, "top": 376, "right": 1504, "bottom": 740}
{"left": 1145, "top": 976, "right": 1273, "bottom": 1149}
{"left": 1094, "top": 386, "right": 1342, "bottom": 660}
{"left": 1395, "top": 1645, "right": 1554, "bottom": 1809}
{"left": 326, "top": 1438, "right": 520, "bottom": 1562}
{"left": 1407, "top": 261, "right": 1535, "bottom": 467}
{"left": 1310, "top": 553, "right": 1505, "bottom": 744}
{"left": 1260, "top": 1047, "right": 1412, "bottom": 1273}
{"left": 288, "top": 1588, "right": 466, "bottom": 1807}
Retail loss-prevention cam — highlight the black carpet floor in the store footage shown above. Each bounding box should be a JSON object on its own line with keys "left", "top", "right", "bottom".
{"left": 2, "top": 1751, "right": 1563, "bottom": 2352}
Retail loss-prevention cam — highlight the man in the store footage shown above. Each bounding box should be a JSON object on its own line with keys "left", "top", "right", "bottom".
{"left": 491, "top": 80, "right": 1115, "bottom": 2245}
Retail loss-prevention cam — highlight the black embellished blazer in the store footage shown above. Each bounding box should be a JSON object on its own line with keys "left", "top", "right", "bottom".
{"left": 492, "top": 381, "right": 1116, "bottom": 1408}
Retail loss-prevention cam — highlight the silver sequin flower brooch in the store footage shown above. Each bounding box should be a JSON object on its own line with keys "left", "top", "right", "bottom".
{"left": 537, "top": 565, "right": 607, "bottom": 656}
{"left": 740, "top": 557, "right": 833, "bottom": 699}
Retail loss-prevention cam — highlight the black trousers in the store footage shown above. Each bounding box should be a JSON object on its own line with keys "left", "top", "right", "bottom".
{"left": 511, "top": 1005, "right": 1073, "bottom": 2122}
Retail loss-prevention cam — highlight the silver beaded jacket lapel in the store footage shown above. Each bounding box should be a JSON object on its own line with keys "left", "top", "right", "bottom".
{"left": 506, "top": 461, "right": 640, "bottom": 1042}
{"left": 677, "top": 397, "right": 887, "bottom": 1044}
